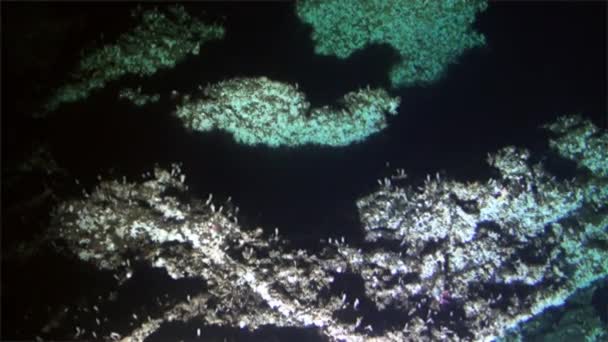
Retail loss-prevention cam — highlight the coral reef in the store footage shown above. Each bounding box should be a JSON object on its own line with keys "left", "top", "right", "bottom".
{"left": 41, "top": 5, "right": 224, "bottom": 115}
{"left": 174, "top": 77, "right": 401, "bottom": 147}
{"left": 296, "top": 0, "right": 487, "bottom": 87}
{"left": 43, "top": 115, "right": 607, "bottom": 341}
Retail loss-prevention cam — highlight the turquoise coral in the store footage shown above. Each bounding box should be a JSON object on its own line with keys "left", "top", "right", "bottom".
{"left": 174, "top": 77, "right": 401, "bottom": 147}
{"left": 296, "top": 0, "right": 487, "bottom": 87}
{"left": 42, "top": 5, "right": 224, "bottom": 115}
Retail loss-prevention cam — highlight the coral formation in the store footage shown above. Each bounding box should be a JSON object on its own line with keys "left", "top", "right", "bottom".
{"left": 46, "top": 115, "right": 607, "bottom": 341}
{"left": 42, "top": 5, "right": 224, "bottom": 115}
{"left": 174, "top": 77, "right": 401, "bottom": 147}
{"left": 296, "top": 0, "right": 487, "bottom": 87}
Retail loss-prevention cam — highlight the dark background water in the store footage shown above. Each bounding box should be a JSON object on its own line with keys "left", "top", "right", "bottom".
{"left": 2, "top": 1, "right": 606, "bottom": 340}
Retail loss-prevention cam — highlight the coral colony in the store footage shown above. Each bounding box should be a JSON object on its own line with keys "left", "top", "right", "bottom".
{"left": 48, "top": 115, "right": 607, "bottom": 341}
{"left": 41, "top": 5, "right": 224, "bottom": 116}
{"left": 296, "top": 0, "right": 488, "bottom": 87}
{"left": 174, "top": 77, "right": 401, "bottom": 147}
{"left": 15, "top": 0, "right": 605, "bottom": 341}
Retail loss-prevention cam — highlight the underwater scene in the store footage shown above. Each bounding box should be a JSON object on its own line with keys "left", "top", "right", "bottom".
{"left": 2, "top": 1, "right": 606, "bottom": 341}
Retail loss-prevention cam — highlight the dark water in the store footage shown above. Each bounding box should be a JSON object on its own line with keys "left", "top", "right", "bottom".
{"left": 2, "top": 2, "right": 606, "bottom": 341}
